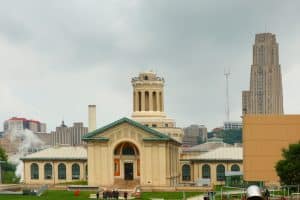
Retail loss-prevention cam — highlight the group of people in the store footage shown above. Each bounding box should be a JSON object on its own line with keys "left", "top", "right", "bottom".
{"left": 96, "top": 190, "right": 128, "bottom": 200}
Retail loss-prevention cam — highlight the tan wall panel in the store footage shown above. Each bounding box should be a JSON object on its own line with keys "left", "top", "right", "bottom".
{"left": 243, "top": 115, "right": 300, "bottom": 184}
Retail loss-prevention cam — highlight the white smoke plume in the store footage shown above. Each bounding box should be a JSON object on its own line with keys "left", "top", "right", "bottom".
{"left": 7, "top": 129, "right": 44, "bottom": 182}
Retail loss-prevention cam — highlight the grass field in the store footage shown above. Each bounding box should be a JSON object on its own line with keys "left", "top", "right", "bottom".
{"left": 141, "top": 192, "right": 202, "bottom": 199}
{"left": 0, "top": 190, "right": 91, "bottom": 200}
{"left": 0, "top": 190, "right": 202, "bottom": 200}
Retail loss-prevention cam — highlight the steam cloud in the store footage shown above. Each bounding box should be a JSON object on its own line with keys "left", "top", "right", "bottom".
{"left": 7, "top": 129, "right": 44, "bottom": 182}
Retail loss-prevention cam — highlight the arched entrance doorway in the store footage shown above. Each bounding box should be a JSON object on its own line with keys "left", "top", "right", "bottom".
{"left": 114, "top": 142, "right": 140, "bottom": 184}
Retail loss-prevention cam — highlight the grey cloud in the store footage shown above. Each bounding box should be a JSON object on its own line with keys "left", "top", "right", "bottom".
{"left": 0, "top": 0, "right": 300, "bottom": 130}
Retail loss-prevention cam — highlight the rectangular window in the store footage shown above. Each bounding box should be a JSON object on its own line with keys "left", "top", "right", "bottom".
{"left": 114, "top": 159, "right": 120, "bottom": 176}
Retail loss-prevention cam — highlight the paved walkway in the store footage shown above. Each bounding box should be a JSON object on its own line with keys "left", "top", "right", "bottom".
{"left": 187, "top": 194, "right": 204, "bottom": 200}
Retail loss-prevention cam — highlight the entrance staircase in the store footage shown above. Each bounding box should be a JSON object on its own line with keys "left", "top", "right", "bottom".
{"left": 113, "top": 179, "right": 140, "bottom": 190}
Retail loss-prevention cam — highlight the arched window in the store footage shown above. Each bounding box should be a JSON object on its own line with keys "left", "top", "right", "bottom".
{"left": 202, "top": 164, "right": 211, "bottom": 178}
{"left": 58, "top": 163, "right": 66, "bottom": 180}
{"left": 122, "top": 145, "right": 135, "bottom": 155}
{"left": 231, "top": 164, "right": 240, "bottom": 172}
{"left": 72, "top": 163, "right": 80, "bottom": 180}
{"left": 114, "top": 142, "right": 139, "bottom": 156}
{"left": 182, "top": 164, "right": 191, "bottom": 181}
{"left": 44, "top": 163, "right": 52, "bottom": 179}
{"left": 31, "top": 163, "right": 39, "bottom": 180}
{"left": 216, "top": 164, "right": 225, "bottom": 181}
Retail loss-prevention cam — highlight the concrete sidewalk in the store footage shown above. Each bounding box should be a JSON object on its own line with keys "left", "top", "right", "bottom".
{"left": 187, "top": 194, "right": 204, "bottom": 200}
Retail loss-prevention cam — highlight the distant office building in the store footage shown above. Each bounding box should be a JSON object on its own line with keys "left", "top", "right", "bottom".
{"left": 1, "top": 117, "right": 48, "bottom": 155}
{"left": 211, "top": 127, "right": 223, "bottom": 132}
{"left": 223, "top": 121, "right": 242, "bottom": 130}
{"left": 242, "top": 33, "right": 284, "bottom": 115}
{"left": 3, "top": 117, "right": 47, "bottom": 133}
{"left": 35, "top": 132, "right": 52, "bottom": 146}
{"left": 182, "top": 124, "right": 207, "bottom": 147}
{"left": 0, "top": 133, "right": 22, "bottom": 156}
{"left": 51, "top": 121, "right": 88, "bottom": 146}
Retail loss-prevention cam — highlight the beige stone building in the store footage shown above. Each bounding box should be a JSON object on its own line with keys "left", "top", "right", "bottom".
{"left": 242, "top": 33, "right": 284, "bottom": 115}
{"left": 82, "top": 117, "right": 180, "bottom": 189}
{"left": 21, "top": 146, "right": 87, "bottom": 184}
{"left": 21, "top": 71, "right": 243, "bottom": 189}
{"left": 243, "top": 115, "right": 300, "bottom": 185}
{"left": 82, "top": 72, "right": 183, "bottom": 189}
{"left": 180, "top": 145, "right": 243, "bottom": 186}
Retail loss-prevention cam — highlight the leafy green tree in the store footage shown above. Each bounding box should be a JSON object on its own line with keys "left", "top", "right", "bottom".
{"left": 207, "top": 129, "right": 242, "bottom": 144}
{"left": 275, "top": 141, "right": 300, "bottom": 185}
{"left": 0, "top": 146, "right": 19, "bottom": 183}
{"left": 0, "top": 146, "right": 8, "bottom": 161}
{"left": 223, "top": 129, "right": 242, "bottom": 144}
{"left": 2, "top": 171, "right": 20, "bottom": 184}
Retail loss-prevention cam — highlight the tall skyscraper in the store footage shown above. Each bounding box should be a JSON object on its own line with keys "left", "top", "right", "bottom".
{"left": 242, "top": 33, "right": 284, "bottom": 115}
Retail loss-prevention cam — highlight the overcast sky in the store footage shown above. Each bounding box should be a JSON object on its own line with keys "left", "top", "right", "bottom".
{"left": 1, "top": 1, "right": 300, "bottom": 132}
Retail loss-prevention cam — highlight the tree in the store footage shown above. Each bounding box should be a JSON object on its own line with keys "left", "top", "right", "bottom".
{"left": 222, "top": 129, "right": 242, "bottom": 144}
{"left": 275, "top": 141, "right": 300, "bottom": 185}
{"left": 0, "top": 146, "right": 8, "bottom": 161}
{"left": 0, "top": 146, "right": 20, "bottom": 183}
{"left": 207, "top": 129, "right": 242, "bottom": 144}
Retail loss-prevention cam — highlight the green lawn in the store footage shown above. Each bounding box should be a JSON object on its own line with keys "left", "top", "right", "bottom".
{"left": 58, "top": 180, "right": 88, "bottom": 185}
{"left": 0, "top": 190, "right": 202, "bottom": 200}
{"left": 0, "top": 190, "right": 91, "bottom": 200}
{"left": 141, "top": 192, "right": 202, "bottom": 199}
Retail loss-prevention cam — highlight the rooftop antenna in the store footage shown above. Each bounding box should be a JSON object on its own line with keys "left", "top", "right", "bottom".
{"left": 224, "top": 68, "right": 231, "bottom": 122}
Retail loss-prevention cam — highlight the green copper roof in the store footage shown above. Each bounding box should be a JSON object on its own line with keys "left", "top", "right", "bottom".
{"left": 82, "top": 117, "right": 180, "bottom": 144}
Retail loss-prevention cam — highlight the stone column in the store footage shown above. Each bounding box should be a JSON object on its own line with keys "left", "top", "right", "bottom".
{"left": 156, "top": 91, "right": 161, "bottom": 112}
{"left": 161, "top": 91, "right": 164, "bottom": 112}
{"left": 141, "top": 91, "right": 145, "bottom": 111}
{"left": 133, "top": 91, "right": 136, "bottom": 112}
{"left": 134, "top": 91, "right": 139, "bottom": 112}
{"left": 149, "top": 91, "right": 153, "bottom": 111}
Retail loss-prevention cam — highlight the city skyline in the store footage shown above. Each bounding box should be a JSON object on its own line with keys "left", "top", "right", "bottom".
{"left": 1, "top": 1, "right": 300, "bottom": 131}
